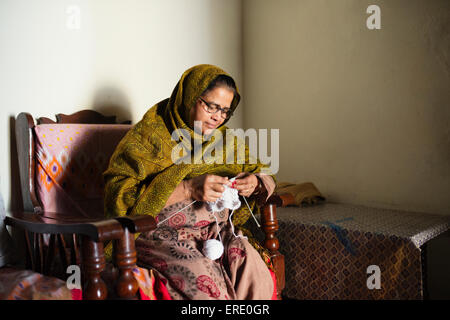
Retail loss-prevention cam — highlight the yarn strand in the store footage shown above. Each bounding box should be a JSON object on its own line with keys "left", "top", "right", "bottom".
{"left": 156, "top": 200, "right": 197, "bottom": 226}
{"left": 211, "top": 211, "right": 223, "bottom": 243}
{"left": 242, "top": 196, "right": 261, "bottom": 228}
{"left": 228, "top": 209, "right": 248, "bottom": 240}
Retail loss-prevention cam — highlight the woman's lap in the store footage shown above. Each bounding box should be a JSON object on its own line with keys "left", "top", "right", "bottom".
{"left": 135, "top": 200, "right": 274, "bottom": 300}
{"left": 136, "top": 226, "right": 274, "bottom": 300}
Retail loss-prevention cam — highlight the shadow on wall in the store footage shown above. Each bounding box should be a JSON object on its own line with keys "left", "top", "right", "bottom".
{"left": 8, "top": 116, "right": 25, "bottom": 267}
{"left": 427, "top": 232, "right": 450, "bottom": 300}
{"left": 90, "top": 86, "right": 133, "bottom": 124}
{"left": 9, "top": 117, "right": 23, "bottom": 213}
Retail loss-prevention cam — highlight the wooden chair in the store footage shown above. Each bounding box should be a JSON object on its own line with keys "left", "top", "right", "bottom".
{"left": 7, "top": 109, "right": 290, "bottom": 300}
{"left": 261, "top": 193, "right": 294, "bottom": 299}
{"left": 5, "top": 110, "right": 155, "bottom": 300}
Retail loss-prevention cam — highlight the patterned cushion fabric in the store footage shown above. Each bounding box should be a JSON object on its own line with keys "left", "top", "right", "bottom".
{"left": 33, "top": 123, "right": 131, "bottom": 218}
{"left": 0, "top": 267, "right": 78, "bottom": 300}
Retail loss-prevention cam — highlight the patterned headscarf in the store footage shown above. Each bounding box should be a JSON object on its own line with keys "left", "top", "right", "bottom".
{"left": 103, "top": 64, "right": 271, "bottom": 226}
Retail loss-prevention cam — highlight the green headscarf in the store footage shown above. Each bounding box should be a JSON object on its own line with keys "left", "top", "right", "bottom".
{"left": 103, "top": 64, "right": 272, "bottom": 227}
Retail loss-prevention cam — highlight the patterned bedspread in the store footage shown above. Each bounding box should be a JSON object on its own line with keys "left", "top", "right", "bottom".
{"left": 272, "top": 202, "right": 450, "bottom": 300}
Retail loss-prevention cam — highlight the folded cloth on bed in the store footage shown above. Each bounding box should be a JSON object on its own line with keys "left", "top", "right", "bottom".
{"left": 275, "top": 182, "right": 325, "bottom": 206}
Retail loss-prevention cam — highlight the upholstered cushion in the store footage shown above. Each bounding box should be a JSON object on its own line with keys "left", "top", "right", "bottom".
{"left": 0, "top": 267, "right": 77, "bottom": 300}
{"left": 34, "top": 123, "right": 131, "bottom": 218}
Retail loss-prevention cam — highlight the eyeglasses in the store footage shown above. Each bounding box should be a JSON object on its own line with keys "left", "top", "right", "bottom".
{"left": 199, "top": 97, "right": 233, "bottom": 119}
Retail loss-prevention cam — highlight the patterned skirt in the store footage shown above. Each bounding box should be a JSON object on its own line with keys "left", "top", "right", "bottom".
{"left": 135, "top": 200, "right": 275, "bottom": 300}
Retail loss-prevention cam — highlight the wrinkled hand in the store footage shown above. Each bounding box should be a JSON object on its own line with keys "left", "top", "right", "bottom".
{"left": 233, "top": 172, "right": 259, "bottom": 197}
{"left": 185, "top": 174, "right": 231, "bottom": 202}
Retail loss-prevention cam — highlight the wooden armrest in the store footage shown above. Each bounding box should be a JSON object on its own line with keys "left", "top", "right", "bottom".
{"left": 266, "top": 193, "right": 295, "bottom": 207}
{"left": 114, "top": 215, "right": 157, "bottom": 234}
{"left": 5, "top": 210, "right": 124, "bottom": 242}
{"left": 5, "top": 210, "right": 141, "bottom": 299}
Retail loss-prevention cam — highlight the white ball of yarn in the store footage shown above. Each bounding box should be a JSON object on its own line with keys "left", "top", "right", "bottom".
{"left": 202, "top": 239, "right": 224, "bottom": 260}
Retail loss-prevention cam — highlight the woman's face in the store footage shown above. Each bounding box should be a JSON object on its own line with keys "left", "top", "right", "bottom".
{"left": 189, "top": 86, "right": 234, "bottom": 135}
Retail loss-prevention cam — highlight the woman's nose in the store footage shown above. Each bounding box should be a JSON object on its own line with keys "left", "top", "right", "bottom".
{"left": 211, "top": 112, "right": 221, "bottom": 122}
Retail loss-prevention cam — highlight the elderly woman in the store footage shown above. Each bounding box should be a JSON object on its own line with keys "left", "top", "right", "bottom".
{"left": 103, "top": 64, "right": 276, "bottom": 300}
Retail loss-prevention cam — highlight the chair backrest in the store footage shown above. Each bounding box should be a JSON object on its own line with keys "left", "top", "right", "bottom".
{"left": 15, "top": 110, "right": 132, "bottom": 219}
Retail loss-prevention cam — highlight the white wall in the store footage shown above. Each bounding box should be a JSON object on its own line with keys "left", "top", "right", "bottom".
{"left": 0, "top": 0, "right": 244, "bottom": 211}
{"left": 243, "top": 0, "right": 450, "bottom": 215}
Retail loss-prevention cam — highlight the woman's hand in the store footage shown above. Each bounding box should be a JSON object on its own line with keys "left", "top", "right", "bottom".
{"left": 233, "top": 173, "right": 260, "bottom": 197}
{"left": 185, "top": 174, "right": 231, "bottom": 202}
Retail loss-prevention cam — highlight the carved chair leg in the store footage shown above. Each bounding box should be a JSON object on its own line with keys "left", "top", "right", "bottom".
{"left": 114, "top": 228, "right": 139, "bottom": 299}
{"left": 262, "top": 203, "right": 285, "bottom": 300}
{"left": 271, "top": 254, "right": 285, "bottom": 300}
{"left": 81, "top": 236, "right": 108, "bottom": 300}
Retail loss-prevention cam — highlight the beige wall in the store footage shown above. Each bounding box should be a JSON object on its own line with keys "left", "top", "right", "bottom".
{"left": 243, "top": 0, "right": 450, "bottom": 215}
{"left": 1, "top": 0, "right": 449, "bottom": 217}
{"left": 1, "top": 0, "right": 449, "bottom": 297}
{"left": 0, "top": 0, "right": 244, "bottom": 211}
